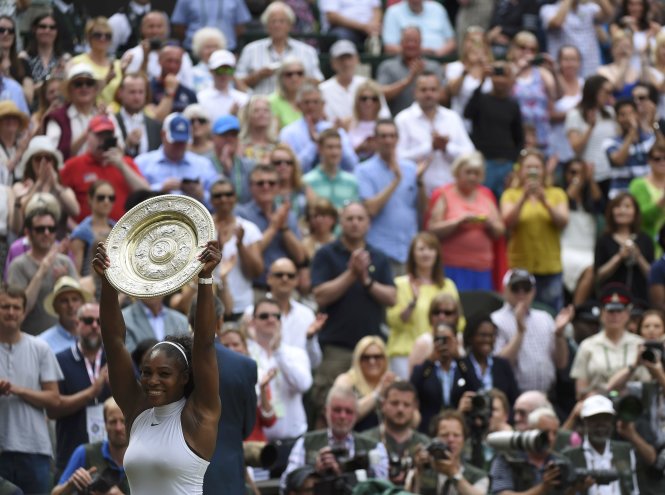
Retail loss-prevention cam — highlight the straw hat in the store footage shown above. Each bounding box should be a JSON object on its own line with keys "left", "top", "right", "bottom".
{"left": 44, "top": 276, "right": 94, "bottom": 317}
{"left": 0, "top": 100, "right": 29, "bottom": 131}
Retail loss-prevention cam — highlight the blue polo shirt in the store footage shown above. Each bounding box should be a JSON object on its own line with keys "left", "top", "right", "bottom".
{"left": 355, "top": 155, "right": 419, "bottom": 263}
{"left": 171, "top": 0, "right": 251, "bottom": 50}
{"left": 55, "top": 345, "right": 111, "bottom": 470}
{"left": 311, "top": 239, "right": 394, "bottom": 350}
{"left": 149, "top": 78, "right": 197, "bottom": 113}
{"left": 135, "top": 147, "right": 220, "bottom": 209}
{"left": 39, "top": 323, "right": 77, "bottom": 355}
{"left": 235, "top": 200, "right": 301, "bottom": 286}
{"left": 58, "top": 441, "right": 126, "bottom": 485}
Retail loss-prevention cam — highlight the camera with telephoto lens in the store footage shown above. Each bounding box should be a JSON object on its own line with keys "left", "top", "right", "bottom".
{"left": 80, "top": 467, "right": 122, "bottom": 494}
{"left": 328, "top": 447, "right": 370, "bottom": 473}
{"left": 608, "top": 389, "right": 644, "bottom": 423}
{"left": 243, "top": 441, "right": 278, "bottom": 469}
{"left": 549, "top": 458, "right": 619, "bottom": 493}
{"left": 388, "top": 453, "right": 413, "bottom": 481}
{"left": 314, "top": 447, "right": 371, "bottom": 495}
{"left": 486, "top": 430, "right": 550, "bottom": 453}
{"left": 641, "top": 340, "right": 664, "bottom": 363}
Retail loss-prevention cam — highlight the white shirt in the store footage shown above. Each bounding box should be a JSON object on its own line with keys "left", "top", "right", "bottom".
{"left": 395, "top": 102, "right": 475, "bottom": 197}
{"left": 123, "top": 44, "right": 195, "bottom": 89}
{"left": 318, "top": 0, "right": 380, "bottom": 32}
{"left": 581, "top": 437, "right": 639, "bottom": 495}
{"left": 45, "top": 106, "right": 96, "bottom": 156}
{"left": 108, "top": 1, "right": 151, "bottom": 54}
{"left": 196, "top": 86, "right": 249, "bottom": 124}
{"left": 141, "top": 302, "right": 166, "bottom": 341}
{"left": 320, "top": 74, "right": 391, "bottom": 122}
{"left": 113, "top": 108, "right": 149, "bottom": 155}
{"left": 247, "top": 340, "right": 312, "bottom": 441}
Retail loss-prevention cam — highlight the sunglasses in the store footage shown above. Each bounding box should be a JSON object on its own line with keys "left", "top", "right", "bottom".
{"left": 214, "top": 66, "right": 235, "bottom": 75}
{"left": 271, "top": 271, "right": 296, "bottom": 280}
{"left": 518, "top": 44, "right": 537, "bottom": 52}
{"left": 360, "top": 354, "right": 385, "bottom": 362}
{"left": 0, "top": 27, "right": 15, "bottom": 35}
{"left": 271, "top": 159, "right": 294, "bottom": 167}
{"left": 32, "top": 154, "right": 55, "bottom": 162}
{"left": 212, "top": 191, "right": 235, "bottom": 199}
{"left": 91, "top": 32, "right": 112, "bottom": 41}
{"left": 432, "top": 309, "right": 456, "bottom": 316}
{"left": 37, "top": 23, "right": 57, "bottom": 31}
{"left": 79, "top": 316, "right": 101, "bottom": 325}
{"left": 359, "top": 95, "right": 379, "bottom": 103}
{"left": 32, "top": 225, "right": 56, "bottom": 234}
{"left": 256, "top": 312, "right": 281, "bottom": 320}
{"left": 95, "top": 194, "right": 116, "bottom": 202}
{"left": 283, "top": 70, "right": 304, "bottom": 78}
{"left": 510, "top": 283, "right": 533, "bottom": 294}
{"left": 252, "top": 180, "right": 277, "bottom": 187}
{"left": 634, "top": 95, "right": 649, "bottom": 101}
{"left": 434, "top": 335, "right": 450, "bottom": 344}
{"left": 190, "top": 117, "right": 208, "bottom": 125}
{"left": 651, "top": 155, "right": 665, "bottom": 162}
{"left": 72, "top": 79, "right": 96, "bottom": 89}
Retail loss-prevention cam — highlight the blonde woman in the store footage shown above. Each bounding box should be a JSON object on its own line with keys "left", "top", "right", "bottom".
{"left": 597, "top": 29, "right": 648, "bottom": 99}
{"left": 500, "top": 148, "right": 569, "bottom": 311}
{"left": 271, "top": 143, "right": 307, "bottom": 221}
{"left": 70, "top": 17, "right": 123, "bottom": 105}
{"left": 268, "top": 58, "right": 305, "bottom": 129}
{"left": 239, "top": 95, "right": 278, "bottom": 164}
{"left": 191, "top": 27, "right": 227, "bottom": 93}
{"left": 333, "top": 336, "right": 396, "bottom": 431}
{"left": 348, "top": 80, "right": 384, "bottom": 161}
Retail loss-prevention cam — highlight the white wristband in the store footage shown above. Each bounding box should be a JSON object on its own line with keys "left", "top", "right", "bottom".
{"left": 198, "top": 277, "right": 213, "bottom": 285}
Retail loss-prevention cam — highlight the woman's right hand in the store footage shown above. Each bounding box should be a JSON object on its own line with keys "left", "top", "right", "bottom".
{"left": 92, "top": 242, "right": 110, "bottom": 277}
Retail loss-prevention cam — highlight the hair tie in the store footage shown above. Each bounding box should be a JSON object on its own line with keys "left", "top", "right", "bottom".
{"left": 152, "top": 341, "right": 189, "bottom": 367}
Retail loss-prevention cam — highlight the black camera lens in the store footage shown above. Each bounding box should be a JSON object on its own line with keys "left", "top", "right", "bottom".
{"left": 642, "top": 348, "right": 656, "bottom": 363}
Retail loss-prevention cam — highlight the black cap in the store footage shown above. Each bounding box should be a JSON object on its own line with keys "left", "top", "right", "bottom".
{"left": 599, "top": 282, "right": 632, "bottom": 311}
{"left": 285, "top": 466, "right": 321, "bottom": 493}
{"left": 502, "top": 268, "right": 536, "bottom": 288}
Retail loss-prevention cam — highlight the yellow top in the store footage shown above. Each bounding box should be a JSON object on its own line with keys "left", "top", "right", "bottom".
{"left": 386, "top": 276, "right": 463, "bottom": 358}
{"left": 501, "top": 186, "right": 567, "bottom": 275}
{"left": 70, "top": 53, "right": 123, "bottom": 106}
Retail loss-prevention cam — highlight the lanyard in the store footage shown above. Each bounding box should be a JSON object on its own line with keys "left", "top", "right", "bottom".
{"left": 79, "top": 344, "right": 102, "bottom": 386}
{"left": 603, "top": 344, "right": 628, "bottom": 373}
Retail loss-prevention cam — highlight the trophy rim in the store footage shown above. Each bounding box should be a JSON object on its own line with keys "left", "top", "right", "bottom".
{"left": 104, "top": 194, "right": 215, "bottom": 298}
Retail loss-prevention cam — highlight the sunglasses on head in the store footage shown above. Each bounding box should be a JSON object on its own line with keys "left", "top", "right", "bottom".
{"left": 211, "top": 191, "right": 235, "bottom": 199}
{"left": 95, "top": 194, "right": 115, "bottom": 202}
{"left": 79, "top": 316, "right": 101, "bottom": 325}
{"left": 37, "top": 23, "right": 57, "bottom": 30}
{"left": 0, "top": 27, "right": 15, "bottom": 35}
{"left": 360, "top": 353, "right": 385, "bottom": 362}
{"left": 271, "top": 159, "right": 294, "bottom": 167}
{"left": 253, "top": 180, "right": 277, "bottom": 187}
{"left": 72, "top": 79, "right": 96, "bottom": 89}
{"left": 256, "top": 312, "right": 281, "bottom": 320}
{"left": 32, "top": 225, "right": 56, "bottom": 234}
{"left": 271, "top": 271, "right": 296, "bottom": 280}
{"left": 91, "top": 31, "right": 112, "bottom": 41}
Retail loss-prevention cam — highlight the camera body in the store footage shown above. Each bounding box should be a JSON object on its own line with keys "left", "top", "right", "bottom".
{"left": 467, "top": 389, "right": 492, "bottom": 432}
{"left": 426, "top": 440, "right": 450, "bottom": 462}
{"left": 81, "top": 468, "right": 121, "bottom": 495}
{"left": 101, "top": 136, "right": 118, "bottom": 151}
{"left": 550, "top": 458, "right": 619, "bottom": 493}
{"left": 641, "top": 340, "right": 664, "bottom": 363}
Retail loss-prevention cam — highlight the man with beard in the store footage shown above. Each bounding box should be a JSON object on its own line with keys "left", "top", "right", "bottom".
{"left": 562, "top": 395, "right": 641, "bottom": 495}
{"left": 52, "top": 397, "right": 130, "bottom": 495}
{"left": 47, "top": 303, "right": 112, "bottom": 480}
{"left": 363, "top": 382, "right": 429, "bottom": 486}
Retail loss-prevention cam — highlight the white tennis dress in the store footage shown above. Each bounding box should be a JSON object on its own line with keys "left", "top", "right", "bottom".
{"left": 123, "top": 398, "right": 209, "bottom": 495}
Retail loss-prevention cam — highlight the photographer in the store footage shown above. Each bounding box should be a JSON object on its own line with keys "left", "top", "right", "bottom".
{"left": 363, "top": 382, "right": 430, "bottom": 486}
{"left": 52, "top": 397, "right": 129, "bottom": 495}
{"left": 561, "top": 395, "right": 639, "bottom": 495}
{"left": 280, "top": 386, "right": 389, "bottom": 492}
{"left": 406, "top": 410, "right": 489, "bottom": 495}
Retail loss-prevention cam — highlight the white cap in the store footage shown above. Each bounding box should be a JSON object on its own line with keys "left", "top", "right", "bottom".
{"left": 67, "top": 63, "right": 96, "bottom": 81}
{"left": 330, "top": 39, "right": 357, "bottom": 58}
{"left": 208, "top": 49, "right": 236, "bottom": 69}
{"left": 581, "top": 395, "right": 615, "bottom": 419}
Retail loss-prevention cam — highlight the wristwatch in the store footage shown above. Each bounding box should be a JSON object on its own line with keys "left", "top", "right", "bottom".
{"left": 198, "top": 277, "right": 214, "bottom": 285}
{"left": 451, "top": 471, "right": 463, "bottom": 483}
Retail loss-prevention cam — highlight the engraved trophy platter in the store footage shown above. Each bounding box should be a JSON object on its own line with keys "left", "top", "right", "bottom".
{"left": 104, "top": 195, "right": 216, "bottom": 298}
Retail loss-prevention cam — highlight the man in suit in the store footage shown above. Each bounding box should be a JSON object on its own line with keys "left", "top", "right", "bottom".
{"left": 204, "top": 342, "right": 258, "bottom": 494}
{"left": 122, "top": 296, "right": 189, "bottom": 352}
{"left": 113, "top": 72, "right": 162, "bottom": 158}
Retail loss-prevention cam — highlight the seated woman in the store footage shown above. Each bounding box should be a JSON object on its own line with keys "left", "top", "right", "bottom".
{"left": 386, "top": 232, "right": 462, "bottom": 380}
{"left": 92, "top": 241, "right": 222, "bottom": 494}
{"left": 333, "top": 336, "right": 396, "bottom": 432}
{"left": 239, "top": 95, "right": 278, "bottom": 165}
{"left": 406, "top": 410, "right": 489, "bottom": 495}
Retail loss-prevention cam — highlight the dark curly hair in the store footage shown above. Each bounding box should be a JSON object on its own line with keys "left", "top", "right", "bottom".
{"left": 155, "top": 334, "right": 194, "bottom": 398}
{"left": 463, "top": 313, "right": 497, "bottom": 352}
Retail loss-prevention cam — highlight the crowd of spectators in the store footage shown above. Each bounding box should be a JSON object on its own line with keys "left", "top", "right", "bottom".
{"left": 7, "top": 0, "right": 665, "bottom": 494}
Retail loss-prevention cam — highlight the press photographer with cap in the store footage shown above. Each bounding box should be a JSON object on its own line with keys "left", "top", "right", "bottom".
{"left": 570, "top": 283, "right": 650, "bottom": 399}
{"left": 59, "top": 114, "right": 149, "bottom": 223}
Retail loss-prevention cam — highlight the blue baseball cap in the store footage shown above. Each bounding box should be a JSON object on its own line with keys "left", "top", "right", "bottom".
{"left": 212, "top": 115, "right": 240, "bottom": 135}
{"left": 163, "top": 113, "right": 191, "bottom": 143}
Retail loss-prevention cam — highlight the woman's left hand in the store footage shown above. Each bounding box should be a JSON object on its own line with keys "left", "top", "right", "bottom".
{"left": 198, "top": 241, "right": 222, "bottom": 277}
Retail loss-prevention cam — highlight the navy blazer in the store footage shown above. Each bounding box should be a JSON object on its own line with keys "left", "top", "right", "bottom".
{"left": 410, "top": 359, "right": 469, "bottom": 434}
{"left": 203, "top": 344, "right": 257, "bottom": 495}
{"left": 457, "top": 354, "right": 521, "bottom": 407}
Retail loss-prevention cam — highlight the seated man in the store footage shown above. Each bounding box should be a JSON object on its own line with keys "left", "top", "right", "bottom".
{"left": 122, "top": 295, "right": 190, "bottom": 352}
{"left": 52, "top": 397, "right": 130, "bottom": 495}
{"left": 281, "top": 385, "right": 389, "bottom": 490}
{"left": 148, "top": 44, "right": 198, "bottom": 121}
{"left": 318, "top": 0, "right": 381, "bottom": 47}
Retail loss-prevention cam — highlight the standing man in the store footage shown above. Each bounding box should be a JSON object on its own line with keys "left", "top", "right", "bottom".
{"left": 395, "top": 71, "right": 475, "bottom": 197}
{"left": 210, "top": 115, "right": 255, "bottom": 205}
{"left": 148, "top": 44, "right": 198, "bottom": 121}
{"left": 39, "top": 276, "right": 93, "bottom": 355}
{"left": 197, "top": 50, "right": 249, "bottom": 124}
{"left": 310, "top": 201, "right": 395, "bottom": 417}
{"left": 0, "top": 286, "right": 62, "bottom": 494}
{"left": 319, "top": 0, "right": 382, "bottom": 48}
{"left": 7, "top": 208, "right": 78, "bottom": 335}
{"left": 48, "top": 303, "right": 112, "bottom": 479}
{"left": 356, "top": 118, "right": 425, "bottom": 275}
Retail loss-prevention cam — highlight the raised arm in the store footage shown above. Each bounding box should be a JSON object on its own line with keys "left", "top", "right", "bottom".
{"left": 92, "top": 242, "right": 145, "bottom": 422}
